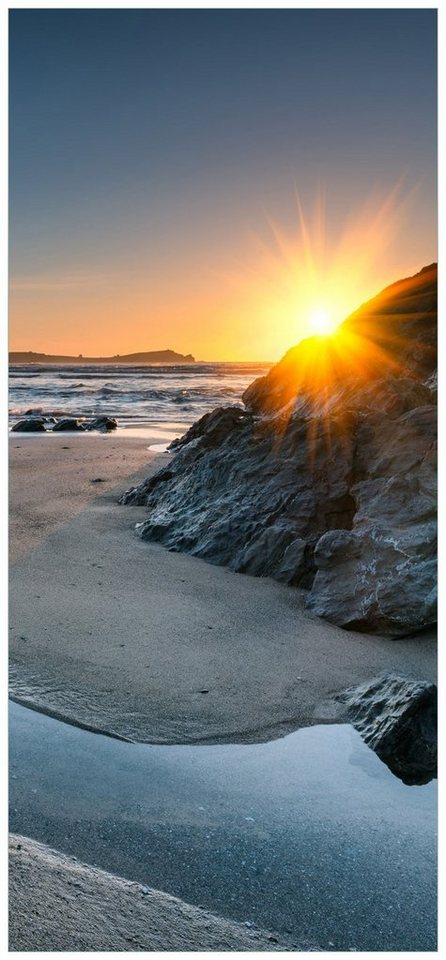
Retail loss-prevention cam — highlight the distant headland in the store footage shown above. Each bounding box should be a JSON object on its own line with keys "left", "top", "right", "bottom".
{"left": 9, "top": 349, "right": 196, "bottom": 365}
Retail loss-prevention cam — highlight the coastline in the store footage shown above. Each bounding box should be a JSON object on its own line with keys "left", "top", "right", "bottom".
{"left": 9, "top": 433, "right": 436, "bottom": 745}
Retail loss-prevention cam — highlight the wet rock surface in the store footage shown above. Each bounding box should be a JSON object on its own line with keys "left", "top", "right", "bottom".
{"left": 121, "top": 264, "right": 437, "bottom": 636}
{"left": 336, "top": 673, "right": 437, "bottom": 785}
{"left": 84, "top": 416, "right": 118, "bottom": 432}
{"left": 10, "top": 414, "right": 120, "bottom": 433}
{"left": 11, "top": 418, "right": 47, "bottom": 432}
{"left": 168, "top": 406, "right": 251, "bottom": 451}
{"left": 52, "top": 417, "right": 86, "bottom": 432}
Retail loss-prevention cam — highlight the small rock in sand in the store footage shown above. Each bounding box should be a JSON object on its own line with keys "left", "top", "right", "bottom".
{"left": 52, "top": 418, "right": 85, "bottom": 432}
{"left": 11, "top": 418, "right": 46, "bottom": 433}
{"left": 85, "top": 416, "right": 118, "bottom": 432}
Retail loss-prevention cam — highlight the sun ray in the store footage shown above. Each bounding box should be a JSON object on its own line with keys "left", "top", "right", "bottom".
{"left": 233, "top": 182, "right": 419, "bottom": 359}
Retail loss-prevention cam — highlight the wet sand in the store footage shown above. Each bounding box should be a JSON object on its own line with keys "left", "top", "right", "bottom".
{"left": 9, "top": 434, "right": 436, "bottom": 744}
{"left": 9, "top": 434, "right": 437, "bottom": 953}
{"left": 9, "top": 835, "right": 293, "bottom": 952}
{"left": 9, "top": 432, "right": 168, "bottom": 563}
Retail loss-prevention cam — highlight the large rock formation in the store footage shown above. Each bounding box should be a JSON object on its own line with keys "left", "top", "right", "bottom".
{"left": 121, "top": 264, "right": 437, "bottom": 637}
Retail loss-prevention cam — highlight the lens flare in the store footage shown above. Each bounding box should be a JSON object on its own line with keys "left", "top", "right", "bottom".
{"left": 220, "top": 180, "right": 417, "bottom": 361}
{"left": 308, "top": 308, "right": 338, "bottom": 337}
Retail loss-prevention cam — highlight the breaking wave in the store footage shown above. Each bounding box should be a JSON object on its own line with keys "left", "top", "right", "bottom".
{"left": 9, "top": 362, "right": 271, "bottom": 428}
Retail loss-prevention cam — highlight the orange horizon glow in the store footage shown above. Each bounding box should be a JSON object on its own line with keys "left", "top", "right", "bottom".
{"left": 9, "top": 183, "right": 433, "bottom": 362}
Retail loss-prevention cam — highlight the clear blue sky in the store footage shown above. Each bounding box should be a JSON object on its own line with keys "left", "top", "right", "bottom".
{"left": 9, "top": 9, "right": 437, "bottom": 359}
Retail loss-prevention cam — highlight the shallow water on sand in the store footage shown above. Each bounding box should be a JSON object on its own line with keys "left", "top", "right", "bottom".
{"left": 9, "top": 702, "right": 436, "bottom": 951}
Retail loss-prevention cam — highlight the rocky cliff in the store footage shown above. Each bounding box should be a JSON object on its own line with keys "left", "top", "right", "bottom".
{"left": 121, "top": 264, "right": 437, "bottom": 637}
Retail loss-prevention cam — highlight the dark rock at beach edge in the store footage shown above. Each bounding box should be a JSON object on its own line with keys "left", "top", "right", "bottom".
{"left": 10, "top": 414, "right": 119, "bottom": 433}
{"left": 52, "top": 418, "right": 86, "bottom": 432}
{"left": 84, "top": 416, "right": 118, "bottom": 433}
{"left": 336, "top": 672, "right": 437, "bottom": 785}
{"left": 11, "top": 418, "right": 47, "bottom": 432}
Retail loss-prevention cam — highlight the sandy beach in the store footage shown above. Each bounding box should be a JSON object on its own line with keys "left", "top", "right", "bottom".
{"left": 9, "top": 433, "right": 437, "bottom": 952}
{"left": 9, "top": 432, "right": 165, "bottom": 564}
{"left": 9, "top": 834, "right": 295, "bottom": 951}
{"left": 9, "top": 7, "right": 438, "bottom": 951}
{"left": 9, "top": 434, "right": 436, "bottom": 745}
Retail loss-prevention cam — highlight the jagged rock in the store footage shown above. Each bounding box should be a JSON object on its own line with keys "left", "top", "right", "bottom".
{"left": 244, "top": 263, "right": 437, "bottom": 416}
{"left": 85, "top": 416, "right": 118, "bottom": 432}
{"left": 306, "top": 403, "right": 437, "bottom": 634}
{"left": 121, "top": 264, "right": 437, "bottom": 637}
{"left": 120, "top": 468, "right": 174, "bottom": 507}
{"left": 336, "top": 673, "right": 437, "bottom": 785}
{"left": 234, "top": 525, "right": 306, "bottom": 581}
{"left": 122, "top": 409, "right": 358, "bottom": 578}
{"left": 308, "top": 530, "right": 436, "bottom": 634}
{"left": 11, "top": 418, "right": 47, "bottom": 432}
{"left": 169, "top": 406, "right": 250, "bottom": 451}
{"left": 52, "top": 418, "right": 85, "bottom": 432}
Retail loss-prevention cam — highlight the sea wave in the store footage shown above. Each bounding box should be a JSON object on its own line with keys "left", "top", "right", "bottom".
{"left": 8, "top": 361, "right": 271, "bottom": 428}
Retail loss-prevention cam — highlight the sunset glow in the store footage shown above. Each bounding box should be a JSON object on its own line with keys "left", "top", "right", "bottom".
{"left": 263, "top": 259, "right": 437, "bottom": 454}
{"left": 215, "top": 179, "right": 424, "bottom": 363}
{"left": 308, "top": 309, "right": 338, "bottom": 337}
{"left": 9, "top": 10, "right": 436, "bottom": 361}
{"left": 8, "top": 183, "right": 429, "bottom": 362}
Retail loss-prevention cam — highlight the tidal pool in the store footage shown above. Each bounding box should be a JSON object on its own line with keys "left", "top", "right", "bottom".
{"left": 9, "top": 701, "right": 436, "bottom": 951}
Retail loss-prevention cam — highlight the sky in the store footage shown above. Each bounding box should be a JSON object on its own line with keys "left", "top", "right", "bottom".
{"left": 9, "top": 9, "right": 437, "bottom": 361}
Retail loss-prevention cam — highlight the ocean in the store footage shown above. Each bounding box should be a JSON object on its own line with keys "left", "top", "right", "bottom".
{"left": 9, "top": 362, "right": 271, "bottom": 437}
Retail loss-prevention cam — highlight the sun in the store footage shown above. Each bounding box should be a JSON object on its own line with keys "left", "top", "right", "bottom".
{"left": 308, "top": 308, "right": 338, "bottom": 337}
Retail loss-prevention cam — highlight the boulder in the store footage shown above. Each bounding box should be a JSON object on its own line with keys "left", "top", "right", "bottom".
{"left": 52, "top": 418, "right": 85, "bottom": 432}
{"left": 120, "top": 264, "right": 437, "bottom": 637}
{"left": 307, "top": 531, "right": 436, "bottom": 635}
{"left": 11, "top": 418, "right": 47, "bottom": 432}
{"left": 306, "top": 403, "right": 437, "bottom": 634}
{"left": 85, "top": 416, "right": 118, "bottom": 432}
{"left": 336, "top": 673, "right": 437, "bottom": 785}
